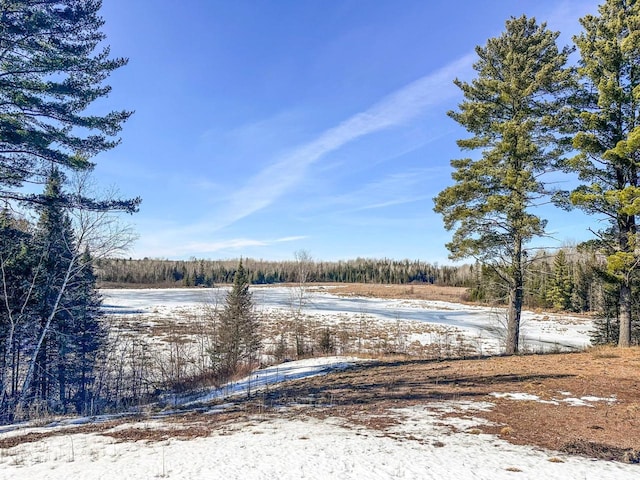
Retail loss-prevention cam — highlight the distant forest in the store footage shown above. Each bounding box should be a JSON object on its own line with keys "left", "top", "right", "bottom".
{"left": 96, "top": 250, "right": 611, "bottom": 310}
{"left": 97, "top": 257, "right": 467, "bottom": 287}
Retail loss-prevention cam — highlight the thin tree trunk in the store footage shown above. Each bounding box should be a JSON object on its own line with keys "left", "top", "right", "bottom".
{"left": 0, "top": 253, "right": 41, "bottom": 413}
{"left": 506, "top": 284, "right": 523, "bottom": 355}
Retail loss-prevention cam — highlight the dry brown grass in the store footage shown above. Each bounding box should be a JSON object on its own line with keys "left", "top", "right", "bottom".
{"left": 257, "top": 347, "right": 640, "bottom": 462}
{"left": 0, "top": 420, "right": 126, "bottom": 449}
{"left": 311, "top": 283, "right": 470, "bottom": 303}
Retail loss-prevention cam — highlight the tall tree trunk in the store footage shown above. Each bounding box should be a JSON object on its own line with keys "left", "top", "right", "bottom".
{"left": 506, "top": 239, "right": 524, "bottom": 355}
{"left": 618, "top": 282, "right": 632, "bottom": 347}
{"left": 617, "top": 212, "right": 635, "bottom": 348}
{"left": 506, "top": 284, "right": 523, "bottom": 355}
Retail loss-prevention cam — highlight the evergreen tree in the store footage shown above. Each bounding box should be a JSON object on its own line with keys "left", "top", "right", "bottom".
{"left": 212, "top": 260, "right": 261, "bottom": 379}
{"left": 565, "top": 0, "right": 640, "bottom": 347}
{"left": 29, "top": 168, "right": 78, "bottom": 410}
{"left": 546, "top": 250, "right": 574, "bottom": 310}
{"left": 0, "top": 0, "right": 139, "bottom": 213}
{"left": 17, "top": 168, "right": 105, "bottom": 415}
{"left": 0, "top": 1, "right": 135, "bottom": 420}
{"left": 569, "top": 256, "right": 596, "bottom": 313}
{"left": 66, "top": 246, "right": 105, "bottom": 414}
{"left": 0, "top": 208, "right": 35, "bottom": 418}
{"left": 433, "top": 16, "right": 572, "bottom": 354}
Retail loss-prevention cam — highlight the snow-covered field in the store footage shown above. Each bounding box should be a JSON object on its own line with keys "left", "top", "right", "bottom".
{"left": 0, "top": 288, "right": 619, "bottom": 480}
{"left": 102, "top": 286, "right": 594, "bottom": 355}
{"left": 1, "top": 356, "right": 637, "bottom": 480}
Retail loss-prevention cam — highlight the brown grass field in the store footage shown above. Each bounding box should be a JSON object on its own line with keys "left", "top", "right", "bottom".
{"left": 292, "top": 284, "right": 639, "bottom": 461}
{"left": 312, "top": 283, "right": 471, "bottom": 303}
{"left": 3, "top": 348, "right": 638, "bottom": 463}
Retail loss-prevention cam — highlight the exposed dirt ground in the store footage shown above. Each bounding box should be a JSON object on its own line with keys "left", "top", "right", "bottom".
{"left": 260, "top": 347, "right": 640, "bottom": 462}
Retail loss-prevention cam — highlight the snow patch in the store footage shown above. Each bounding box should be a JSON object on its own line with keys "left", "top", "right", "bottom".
{"left": 490, "top": 392, "right": 617, "bottom": 407}
{"left": 168, "top": 356, "right": 360, "bottom": 406}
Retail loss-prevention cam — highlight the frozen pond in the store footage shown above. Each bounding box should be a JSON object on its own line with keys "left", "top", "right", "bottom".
{"left": 101, "top": 286, "right": 594, "bottom": 353}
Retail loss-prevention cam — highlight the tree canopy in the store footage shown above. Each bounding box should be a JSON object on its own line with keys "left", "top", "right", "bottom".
{"left": 0, "top": 1, "right": 137, "bottom": 421}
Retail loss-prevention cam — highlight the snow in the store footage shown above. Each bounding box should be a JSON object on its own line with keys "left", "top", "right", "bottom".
{"left": 102, "top": 287, "right": 595, "bottom": 356}
{"left": 1, "top": 393, "right": 637, "bottom": 479}
{"left": 489, "top": 391, "right": 618, "bottom": 408}
{"left": 169, "top": 356, "right": 359, "bottom": 406}
{"left": 0, "top": 290, "right": 629, "bottom": 479}
{"left": 561, "top": 395, "right": 618, "bottom": 407}
{"left": 490, "top": 392, "right": 560, "bottom": 404}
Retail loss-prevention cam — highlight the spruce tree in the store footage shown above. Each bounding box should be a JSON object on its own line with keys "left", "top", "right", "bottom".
{"left": 19, "top": 167, "right": 105, "bottom": 414}
{"left": 0, "top": 1, "right": 136, "bottom": 419}
{"left": 434, "top": 16, "right": 572, "bottom": 354}
{"left": 29, "top": 167, "right": 78, "bottom": 410}
{"left": 213, "top": 260, "right": 261, "bottom": 379}
{"left": 566, "top": 0, "right": 640, "bottom": 347}
{"left": 67, "top": 246, "right": 105, "bottom": 414}
{"left": 547, "top": 250, "right": 574, "bottom": 310}
{"left": 0, "top": 208, "right": 35, "bottom": 419}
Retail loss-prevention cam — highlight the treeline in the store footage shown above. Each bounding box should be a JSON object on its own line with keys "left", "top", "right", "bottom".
{"left": 470, "top": 249, "right": 602, "bottom": 313}
{"left": 472, "top": 249, "right": 639, "bottom": 345}
{"left": 95, "top": 257, "right": 472, "bottom": 287}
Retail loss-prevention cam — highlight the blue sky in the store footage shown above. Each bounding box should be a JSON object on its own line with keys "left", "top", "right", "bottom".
{"left": 92, "top": 0, "right": 601, "bottom": 263}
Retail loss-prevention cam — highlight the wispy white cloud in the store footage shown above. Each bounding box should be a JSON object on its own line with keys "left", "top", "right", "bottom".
{"left": 544, "top": 0, "right": 600, "bottom": 30}
{"left": 218, "top": 53, "right": 475, "bottom": 228}
{"left": 129, "top": 54, "right": 473, "bottom": 258}
{"left": 274, "top": 235, "right": 308, "bottom": 243}
{"left": 131, "top": 233, "right": 308, "bottom": 259}
{"left": 186, "top": 239, "right": 268, "bottom": 252}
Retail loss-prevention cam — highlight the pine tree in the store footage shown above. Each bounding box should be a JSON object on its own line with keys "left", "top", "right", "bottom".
{"left": 0, "top": 0, "right": 139, "bottom": 213}
{"left": 0, "top": 2, "right": 137, "bottom": 419}
{"left": 433, "top": 16, "right": 572, "bottom": 354}
{"left": 29, "top": 168, "right": 79, "bottom": 410}
{"left": 591, "top": 280, "right": 620, "bottom": 345}
{"left": 565, "top": 0, "right": 640, "bottom": 347}
{"left": 17, "top": 168, "right": 106, "bottom": 415}
{"left": 0, "top": 208, "right": 36, "bottom": 419}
